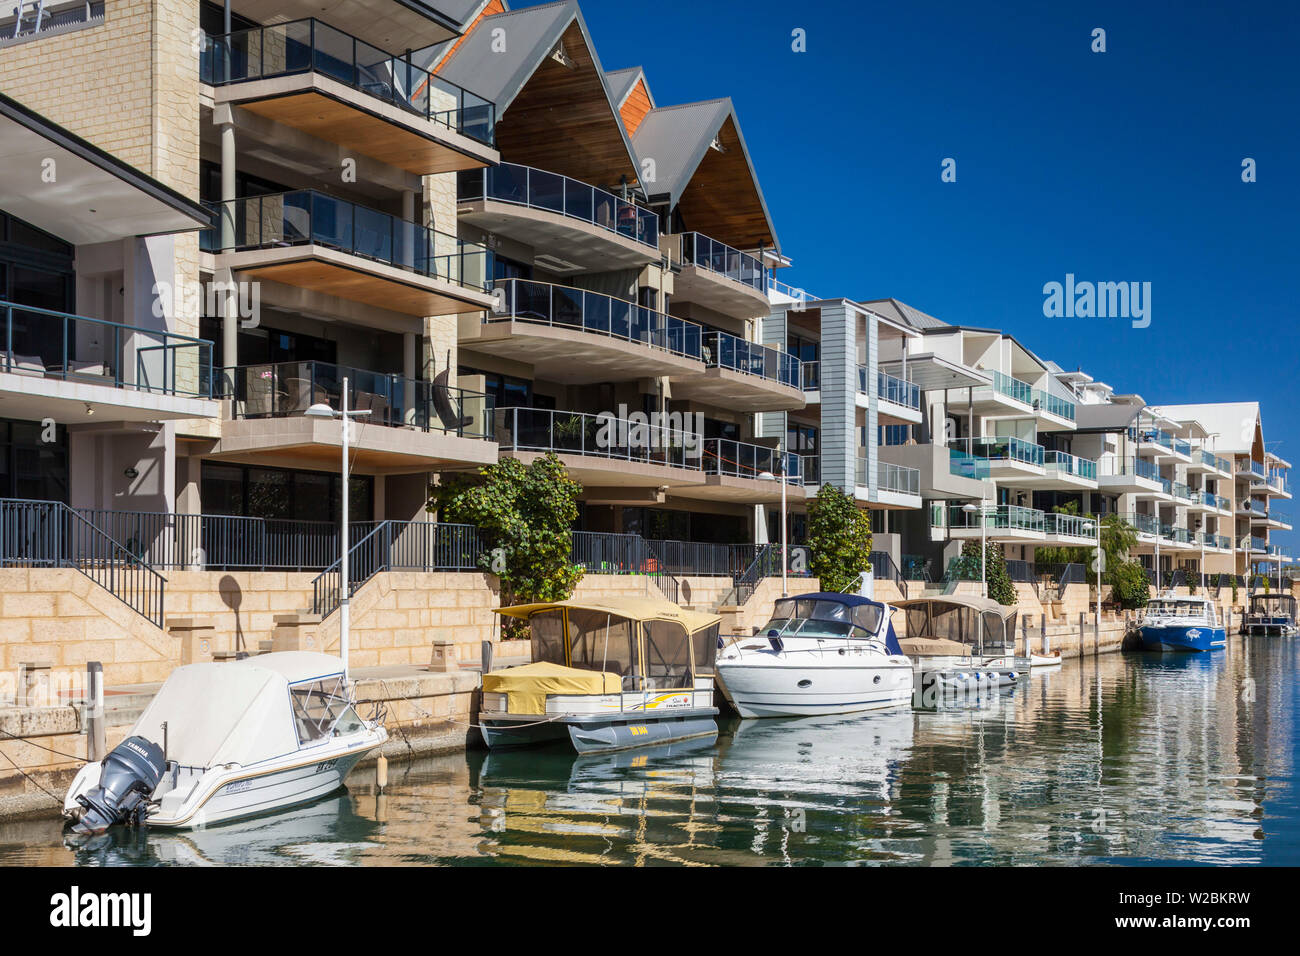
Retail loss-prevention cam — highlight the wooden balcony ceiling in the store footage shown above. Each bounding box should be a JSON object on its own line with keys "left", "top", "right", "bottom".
{"left": 493, "top": 22, "right": 640, "bottom": 191}
{"left": 677, "top": 116, "right": 774, "bottom": 252}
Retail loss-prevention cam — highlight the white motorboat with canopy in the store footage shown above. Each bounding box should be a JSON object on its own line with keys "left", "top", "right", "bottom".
{"left": 893, "top": 595, "right": 1025, "bottom": 691}
{"left": 64, "top": 652, "right": 386, "bottom": 833}
{"left": 714, "top": 592, "right": 914, "bottom": 718}
{"left": 1245, "top": 593, "right": 1298, "bottom": 636}
{"left": 479, "top": 597, "right": 722, "bottom": 753}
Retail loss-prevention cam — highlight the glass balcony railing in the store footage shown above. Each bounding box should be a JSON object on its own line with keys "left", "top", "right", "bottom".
{"left": 1044, "top": 512, "right": 1098, "bottom": 539}
{"left": 489, "top": 278, "right": 703, "bottom": 360}
{"left": 703, "top": 331, "right": 800, "bottom": 389}
{"left": 949, "top": 448, "right": 991, "bottom": 481}
{"left": 1033, "top": 389, "right": 1075, "bottom": 421}
{"left": 802, "top": 455, "right": 821, "bottom": 485}
{"left": 1251, "top": 536, "right": 1269, "bottom": 552}
{"left": 494, "top": 406, "right": 700, "bottom": 468}
{"left": 963, "top": 436, "right": 1045, "bottom": 467}
{"left": 1120, "top": 512, "right": 1162, "bottom": 536}
{"left": 222, "top": 361, "right": 493, "bottom": 439}
{"left": 989, "top": 370, "right": 1033, "bottom": 405}
{"left": 876, "top": 460, "right": 921, "bottom": 496}
{"left": 680, "top": 233, "right": 765, "bottom": 292}
{"left": 1269, "top": 472, "right": 1290, "bottom": 494}
{"left": 200, "top": 18, "right": 495, "bottom": 144}
{"left": 1214, "top": 494, "right": 1231, "bottom": 511}
{"left": 801, "top": 361, "right": 820, "bottom": 391}
{"left": 1044, "top": 450, "right": 1097, "bottom": 481}
{"left": 1130, "top": 426, "right": 1175, "bottom": 452}
{"left": 202, "top": 191, "right": 491, "bottom": 290}
{"left": 1172, "top": 482, "right": 1195, "bottom": 501}
{"left": 878, "top": 370, "right": 921, "bottom": 410}
{"left": 947, "top": 504, "right": 1044, "bottom": 533}
{"left": 0, "top": 303, "right": 213, "bottom": 398}
{"left": 1167, "top": 526, "right": 1193, "bottom": 545}
{"left": 457, "top": 163, "right": 658, "bottom": 248}
{"left": 1098, "top": 456, "right": 1163, "bottom": 483}
{"left": 1248, "top": 460, "right": 1267, "bottom": 480}
{"left": 703, "top": 438, "right": 803, "bottom": 485}
{"left": 1199, "top": 449, "right": 1231, "bottom": 473}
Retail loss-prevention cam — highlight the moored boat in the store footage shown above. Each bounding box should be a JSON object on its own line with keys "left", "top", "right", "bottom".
{"left": 1136, "top": 595, "right": 1226, "bottom": 652}
{"left": 479, "top": 598, "right": 721, "bottom": 753}
{"left": 63, "top": 652, "right": 387, "bottom": 833}
{"left": 714, "top": 592, "right": 914, "bottom": 718}
{"left": 893, "top": 596, "right": 1026, "bottom": 693}
{"left": 1244, "top": 593, "right": 1298, "bottom": 636}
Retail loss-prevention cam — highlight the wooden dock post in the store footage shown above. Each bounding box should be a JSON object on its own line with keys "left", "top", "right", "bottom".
{"left": 1078, "top": 612, "right": 1085, "bottom": 656}
{"left": 1021, "top": 615, "right": 1029, "bottom": 657}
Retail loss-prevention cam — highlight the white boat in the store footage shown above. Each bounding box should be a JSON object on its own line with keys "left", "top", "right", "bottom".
{"left": 1030, "top": 651, "right": 1063, "bottom": 667}
{"left": 64, "top": 652, "right": 387, "bottom": 833}
{"left": 714, "top": 592, "right": 914, "bottom": 718}
{"left": 892, "top": 596, "right": 1026, "bottom": 697}
{"left": 479, "top": 598, "right": 722, "bottom": 753}
{"left": 1244, "top": 593, "right": 1298, "bottom": 636}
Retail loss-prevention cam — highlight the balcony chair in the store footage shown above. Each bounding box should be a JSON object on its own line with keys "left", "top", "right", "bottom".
{"left": 431, "top": 368, "right": 472, "bottom": 434}
{"left": 3, "top": 352, "right": 47, "bottom": 377}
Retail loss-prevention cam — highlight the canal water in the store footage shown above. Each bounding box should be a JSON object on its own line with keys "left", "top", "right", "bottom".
{"left": 3, "top": 635, "right": 1296, "bottom": 866}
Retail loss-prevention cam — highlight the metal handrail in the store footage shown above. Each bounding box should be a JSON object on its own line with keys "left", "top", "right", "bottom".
{"left": 679, "top": 232, "right": 765, "bottom": 291}
{"left": 200, "top": 17, "right": 495, "bottom": 144}
{"left": 457, "top": 162, "right": 658, "bottom": 248}
{"left": 702, "top": 330, "right": 800, "bottom": 388}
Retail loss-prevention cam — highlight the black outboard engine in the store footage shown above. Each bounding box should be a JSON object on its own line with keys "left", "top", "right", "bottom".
{"left": 71, "top": 736, "right": 165, "bottom": 835}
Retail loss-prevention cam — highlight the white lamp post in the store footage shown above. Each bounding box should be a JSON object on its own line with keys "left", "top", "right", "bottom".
{"left": 1096, "top": 511, "right": 1102, "bottom": 631}
{"left": 962, "top": 499, "right": 987, "bottom": 598}
{"left": 758, "top": 446, "right": 788, "bottom": 597}
{"left": 306, "top": 376, "right": 370, "bottom": 680}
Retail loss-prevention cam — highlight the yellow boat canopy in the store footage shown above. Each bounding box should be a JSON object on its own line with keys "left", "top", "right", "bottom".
{"left": 482, "top": 661, "right": 620, "bottom": 716}
{"left": 494, "top": 597, "right": 721, "bottom": 634}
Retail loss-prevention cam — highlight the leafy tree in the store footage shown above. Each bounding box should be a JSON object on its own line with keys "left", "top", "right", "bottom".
{"left": 429, "top": 454, "right": 584, "bottom": 633}
{"left": 960, "top": 540, "right": 1017, "bottom": 606}
{"left": 806, "top": 484, "right": 871, "bottom": 592}
{"left": 1110, "top": 561, "right": 1150, "bottom": 609}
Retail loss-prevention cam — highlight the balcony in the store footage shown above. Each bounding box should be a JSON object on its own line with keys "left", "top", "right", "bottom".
{"left": 949, "top": 448, "right": 991, "bottom": 481}
{"left": 1040, "top": 450, "right": 1099, "bottom": 490}
{"left": 1043, "top": 512, "right": 1098, "bottom": 543}
{"left": 457, "top": 164, "right": 659, "bottom": 272}
{"left": 1172, "top": 482, "right": 1196, "bottom": 505}
{"left": 946, "top": 504, "right": 1045, "bottom": 542}
{"left": 955, "top": 435, "right": 1045, "bottom": 482}
{"left": 210, "top": 360, "right": 497, "bottom": 472}
{"left": 1190, "top": 448, "right": 1231, "bottom": 475}
{"left": 860, "top": 458, "right": 921, "bottom": 508}
{"left": 1132, "top": 427, "right": 1190, "bottom": 462}
{"left": 201, "top": 18, "right": 497, "bottom": 173}
{"left": 1267, "top": 471, "right": 1291, "bottom": 498}
{"left": 1032, "top": 389, "right": 1076, "bottom": 429}
{"left": 202, "top": 190, "right": 495, "bottom": 316}
{"left": 876, "top": 369, "right": 922, "bottom": 424}
{"left": 683, "top": 331, "right": 804, "bottom": 411}
{"left": 0, "top": 303, "right": 217, "bottom": 423}
{"left": 1, "top": 1, "right": 103, "bottom": 47}
{"left": 672, "top": 232, "right": 770, "bottom": 319}
{"left": 492, "top": 407, "right": 797, "bottom": 504}
{"left": 1098, "top": 456, "right": 1168, "bottom": 496}
{"left": 1120, "top": 511, "right": 1164, "bottom": 538}
{"left": 967, "top": 369, "right": 1034, "bottom": 415}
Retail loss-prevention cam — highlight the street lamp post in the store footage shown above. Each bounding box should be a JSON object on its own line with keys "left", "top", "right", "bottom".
{"left": 306, "top": 377, "right": 370, "bottom": 680}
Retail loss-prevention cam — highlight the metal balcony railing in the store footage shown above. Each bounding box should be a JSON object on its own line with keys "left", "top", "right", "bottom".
{"left": 1199, "top": 449, "right": 1231, "bottom": 473}
{"left": 878, "top": 370, "right": 921, "bottom": 410}
{"left": 1044, "top": 512, "right": 1098, "bottom": 539}
{"left": 1119, "top": 511, "right": 1162, "bottom": 536}
{"left": 962, "top": 435, "right": 1045, "bottom": 467}
{"left": 1098, "top": 456, "right": 1162, "bottom": 483}
{"left": 202, "top": 190, "right": 491, "bottom": 291}
{"left": 2, "top": 303, "right": 213, "bottom": 397}
{"left": 200, "top": 18, "right": 495, "bottom": 144}
{"left": 947, "top": 504, "right": 1044, "bottom": 533}
{"left": 679, "top": 232, "right": 765, "bottom": 292}
{"left": 988, "top": 369, "right": 1033, "bottom": 405}
{"left": 703, "top": 331, "right": 800, "bottom": 388}
{"left": 489, "top": 278, "right": 703, "bottom": 360}
{"left": 1, "top": 498, "right": 164, "bottom": 627}
{"left": 1044, "top": 450, "right": 1097, "bottom": 481}
{"left": 801, "top": 360, "right": 820, "bottom": 391}
{"left": 219, "top": 361, "right": 494, "bottom": 439}
{"left": 1172, "top": 482, "right": 1195, "bottom": 502}
{"left": 494, "top": 406, "right": 702, "bottom": 469}
{"left": 2, "top": 1, "right": 103, "bottom": 43}
{"left": 704, "top": 439, "right": 803, "bottom": 485}
{"left": 458, "top": 162, "right": 658, "bottom": 248}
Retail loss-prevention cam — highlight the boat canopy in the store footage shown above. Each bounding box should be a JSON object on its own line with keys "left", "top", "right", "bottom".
{"left": 1249, "top": 593, "right": 1297, "bottom": 614}
{"left": 131, "top": 652, "right": 357, "bottom": 770}
{"left": 894, "top": 596, "right": 1018, "bottom": 653}
{"left": 494, "top": 597, "right": 723, "bottom": 686}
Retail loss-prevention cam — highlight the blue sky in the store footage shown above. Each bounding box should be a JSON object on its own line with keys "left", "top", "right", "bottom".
{"left": 577, "top": 0, "right": 1300, "bottom": 558}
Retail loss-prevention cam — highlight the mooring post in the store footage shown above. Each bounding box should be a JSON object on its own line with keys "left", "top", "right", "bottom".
{"left": 1094, "top": 610, "right": 1100, "bottom": 656}
{"left": 1021, "top": 615, "right": 1029, "bottom": 657}
{"left": 1078, "top": 611, "right": 1085, "bottom": 656}
{"left": 1042, "top": 617, "right": 1050, "bottom": 655}
{"left": 86, "top": 661, "right": 105, "bottom": 763}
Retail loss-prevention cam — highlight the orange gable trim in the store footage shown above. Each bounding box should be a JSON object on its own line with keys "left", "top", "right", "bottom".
{"left": 620, "top": 77, "right": 652, "bottom": 136}
{"left": 434, "top": 0, "right": 506, "bottom": 74}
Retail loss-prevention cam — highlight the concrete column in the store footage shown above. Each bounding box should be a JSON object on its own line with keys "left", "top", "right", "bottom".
{"left": 403, "top": 331, "right": 417, "bottom": 425}
{"left": 218, "top": 106, "right": 238, "bottom": 389}
{"left": 401, "top": 189, "right": 416, "bottom": 270}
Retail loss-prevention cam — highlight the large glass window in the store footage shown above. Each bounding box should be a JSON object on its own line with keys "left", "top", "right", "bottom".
{"left": 0, "top": 418, "right": 68, "bottom": 502}
{"left": 201, "top": 462, "right": 373, "bottom": 521}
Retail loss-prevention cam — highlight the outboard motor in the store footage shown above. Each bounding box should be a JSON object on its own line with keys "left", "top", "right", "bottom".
{"left": 71, "top": 736, "right": 165, "bottom": 835}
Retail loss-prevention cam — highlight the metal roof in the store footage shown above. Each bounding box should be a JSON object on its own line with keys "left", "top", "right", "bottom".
{"left": 1151, "top": 402, "right": 1262, "bottom": 455}
{"left": 631, "top": 97, "right": 780, "bottom": 251}
{"left": 604, "top": 66, "right": 647, "bottom": 107}
{"left": 860, "top": 298, "right": 950, "bottom": 330}
{"left": 1074, "top": 402, "right": 1142, "bottom": 433}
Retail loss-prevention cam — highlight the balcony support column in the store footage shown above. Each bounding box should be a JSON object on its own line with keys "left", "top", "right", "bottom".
{"left": 217, "top": 103, "right": 238, "bottom": 393}
{"left": 403, "top": 331, "right": 417, "bottom": 426}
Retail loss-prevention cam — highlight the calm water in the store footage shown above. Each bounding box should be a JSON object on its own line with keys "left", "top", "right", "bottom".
{"left": 3, "top": 635, "right": 1297, "bottom": 866}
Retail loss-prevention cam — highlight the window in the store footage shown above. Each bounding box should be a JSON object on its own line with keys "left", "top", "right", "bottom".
{"left": 565, "top": 609, "right": 637, "bottom": 686}
{"left": 691, "top": 624, "right": 720, "bottom": 675}
{"left": 643, "top": 620, "right": 692, "bottom": 689}
{"left": 289, "top": 677, "right": 359, "bottom": 746}
{"left": 201, "top": 462, "right": 374, "bottom": 522}
{"left": 530, "top": 609, "right": 567, "bottom": 665}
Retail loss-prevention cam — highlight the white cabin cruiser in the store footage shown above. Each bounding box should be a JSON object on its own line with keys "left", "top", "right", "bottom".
{"left": 64, "top": 652, "right": 387, "bottom": 833}
{"left": 893, "top": 596, "right": 1026, "bottom": 697}
{"left": 715, "top": 592, "right": 914, "bottom": 718}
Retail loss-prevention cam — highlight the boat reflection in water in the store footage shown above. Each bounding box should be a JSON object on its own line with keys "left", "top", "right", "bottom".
{"left": 62, "top": 793, "right": 378, "bottom": 866}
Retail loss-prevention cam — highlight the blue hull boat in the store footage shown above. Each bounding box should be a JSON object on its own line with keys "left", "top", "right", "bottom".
{"left": 1137, "top": 623, "right": 1226, "bottom": 652}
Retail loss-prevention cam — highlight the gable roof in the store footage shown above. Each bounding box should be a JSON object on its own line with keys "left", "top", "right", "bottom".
{"left": 604, "top": 66, "right": 647, "bottom": 107}
{"left": 861, "top": 298, "right": 950, "bottom": 330}
{"left": 1151, "top": 402, "right": 1262, "bottom": 455}
{"left": 430, "top": 0, "right": 642, "bottom": 188}
{"left": 632, "top": 97, "right": 779, "bottom": 251}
